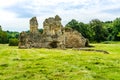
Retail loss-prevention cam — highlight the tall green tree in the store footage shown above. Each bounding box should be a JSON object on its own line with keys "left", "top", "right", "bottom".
{"left": 103, "top": 21, "right": 114, "bottom": 41}
{"left": 78, "top": 22, "right": 93, "bottom": 40}
{"left": 0, "top": 26, "right": 8, "bottom": 43}
{"left": 0, "top": 31, "right": 8, "bottom": 44}
{"left": 90, "top": 19, "right": 106, "bottom": 42}
{"left": 65, "top": 19, "right": 79, "bottom": 30}
{"left": 113, "top": 18, "right": 120, "bottom": 40}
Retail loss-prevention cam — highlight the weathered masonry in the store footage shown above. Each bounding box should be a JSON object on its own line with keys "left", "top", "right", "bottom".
{"left": 19, "top": 15, "right": 88, "bottom": 49}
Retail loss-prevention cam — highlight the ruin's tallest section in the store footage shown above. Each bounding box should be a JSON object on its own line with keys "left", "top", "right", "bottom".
{"left": 42, "top": 15, "right": 65, "bottom": 48}
{"left": 43, "top": 15, "right": 63, "bottom": 36}
{"left": 30, "top": 17, "right": 38, "bottom": 33}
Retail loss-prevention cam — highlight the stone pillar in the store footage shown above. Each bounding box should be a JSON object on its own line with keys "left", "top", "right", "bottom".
{"left": 30, "top": 17, "right": 38, "bottom": 33}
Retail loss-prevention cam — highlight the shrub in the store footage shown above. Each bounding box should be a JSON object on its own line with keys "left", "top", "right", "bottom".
{"left": 9, "top": 38, "right": 19, "bottom": 46}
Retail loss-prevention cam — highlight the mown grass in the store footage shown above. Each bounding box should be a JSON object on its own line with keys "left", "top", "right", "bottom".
{"left": 0, "top": 42, "right": 120, "bottom": 80}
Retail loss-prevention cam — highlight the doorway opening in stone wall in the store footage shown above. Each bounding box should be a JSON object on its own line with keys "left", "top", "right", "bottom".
{"left": 49, "top": 41, "right": 58, "bottom": 48}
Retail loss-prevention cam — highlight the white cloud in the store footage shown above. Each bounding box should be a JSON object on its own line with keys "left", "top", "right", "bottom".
{"left": 0, "top": 0, "right": 26, "bottom": 8}
{"left": 0, "top": 0, "right": 120, "bottom": 31}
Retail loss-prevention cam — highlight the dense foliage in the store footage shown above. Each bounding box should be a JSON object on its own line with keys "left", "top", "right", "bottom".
{"left": 0, "top": 26, "right": 19, "bottom": 45}
{"left": 113, "top": 18, "right": 120, "bottom": 40}
{"left": 9, "top": 38, "right": 19, "bottom": 46}
{"left": 6, "top": 31, "right": 19, "bottom": 39}
{"left": 0, "top": 31, "right": 8, "bottom": 44}
{"left": 7, "top": 31, "right": 19, "bottom": 46}
{"left": 0, "top": 26, "right": 8, "bottom": 43}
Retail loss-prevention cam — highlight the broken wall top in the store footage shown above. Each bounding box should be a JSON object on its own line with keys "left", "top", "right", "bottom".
{"left": 43, "top": 15, "right": 63, "bottom": 36}
{"left": 30, "top": 17, "right": 38, "bottom": 26}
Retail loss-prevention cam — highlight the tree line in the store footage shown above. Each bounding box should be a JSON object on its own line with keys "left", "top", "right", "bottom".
{"left": 0, "top": 26, "right": 19, "bottom": 45}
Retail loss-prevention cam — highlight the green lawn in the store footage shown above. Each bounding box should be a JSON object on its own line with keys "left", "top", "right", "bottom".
{"left": 0, "top": 42, "right": 120, "bottom": 80}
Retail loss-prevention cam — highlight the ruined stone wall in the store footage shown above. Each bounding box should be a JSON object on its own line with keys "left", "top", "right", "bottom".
{"left": 19, "top": 15, "right": 88, "bottom": 49}
{"left": 64, "top": 30, "right": 86, "bottom": 48}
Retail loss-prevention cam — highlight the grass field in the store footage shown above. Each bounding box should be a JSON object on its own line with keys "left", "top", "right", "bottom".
{"left": 0, "top": 42, "right": 120, "bottom": 80}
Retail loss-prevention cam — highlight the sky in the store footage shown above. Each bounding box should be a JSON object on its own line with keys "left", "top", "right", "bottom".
{"left": 1, "top": 0, "right": 120, "bottom": 32}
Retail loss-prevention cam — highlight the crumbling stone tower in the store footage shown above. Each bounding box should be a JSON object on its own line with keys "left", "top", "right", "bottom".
{"left": 30, "top": 17, "right": 38, "bottom": 33}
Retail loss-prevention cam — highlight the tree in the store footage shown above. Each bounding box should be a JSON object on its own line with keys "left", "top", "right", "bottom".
{"left": 39, "top": 29, "right": 43, "bottom": 34}
{"left": 0, "top": 26, "right": 8, "bottom": 43}
{"left": 113, "top": 18, "right": 120, "bottom": 40}
{"left": 6, "top": 31, "right": 19, "bottom": 44}
{"left": 89, "top": 19, "right": 106, "bottom": 42}
{"left": 65, "top": 19, "right": 79, "bottom": 30}
{"left": 0, "top": 31, "right": 8, "bottom": 44}
{"left": 78, "top": 22, "right": 92, "bottom": 40}
{"left": 103, "top": 21, "right": 114, "bottom": 41}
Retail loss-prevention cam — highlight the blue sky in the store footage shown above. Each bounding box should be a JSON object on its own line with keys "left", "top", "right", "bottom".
{"left": 0, "top": 0, "right": 120, "bottom": 32}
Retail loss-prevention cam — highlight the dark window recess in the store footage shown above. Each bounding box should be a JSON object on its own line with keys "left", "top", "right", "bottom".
{"left": 49, "top": 41, "right": 58, "bottom": 48}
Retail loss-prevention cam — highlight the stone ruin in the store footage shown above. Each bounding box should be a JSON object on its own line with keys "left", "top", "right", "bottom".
{"left": 19, "top": 15, "right": 88, "bottom": 49}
